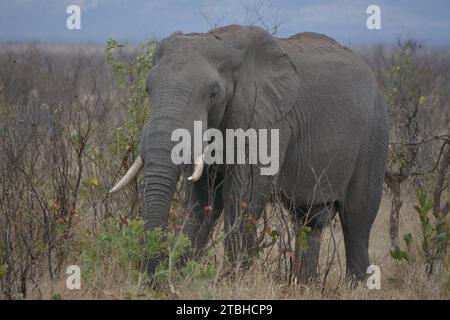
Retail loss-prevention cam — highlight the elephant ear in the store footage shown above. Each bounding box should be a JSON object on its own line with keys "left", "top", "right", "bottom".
{"left": 230, "top": 28, "right": 300, "bottom": 129}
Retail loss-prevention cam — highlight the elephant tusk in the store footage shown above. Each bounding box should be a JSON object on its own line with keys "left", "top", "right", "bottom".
{"left": 109, "top": 156, "right": 144, "bottom": 194}
{"left": 187, "top": 155, "right": 204, "bottom": 182}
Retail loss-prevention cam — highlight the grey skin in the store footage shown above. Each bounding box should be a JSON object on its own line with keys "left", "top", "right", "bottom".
{"left": 111, "top": 25, "right": 389, "bottom": 282}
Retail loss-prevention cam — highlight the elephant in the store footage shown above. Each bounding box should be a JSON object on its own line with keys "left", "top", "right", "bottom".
{"left": 110, "top": 25, "right": 389, "bottom": 283}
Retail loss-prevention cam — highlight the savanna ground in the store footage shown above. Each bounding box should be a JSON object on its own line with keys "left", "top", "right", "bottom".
{"left": 0, "top": 39, "right": 449, "bottom": 300}
{"left": 33, "top": 195, "right": 449, "bottom": 300}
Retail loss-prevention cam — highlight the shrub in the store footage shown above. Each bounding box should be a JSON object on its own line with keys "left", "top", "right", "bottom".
{"left": 78, "top": 216, "right": 217, "bottom": 298}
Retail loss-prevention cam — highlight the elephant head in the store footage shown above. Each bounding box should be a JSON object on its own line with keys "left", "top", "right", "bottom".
{"left": 110, "top": 25, "right": 299, "bottom": 242}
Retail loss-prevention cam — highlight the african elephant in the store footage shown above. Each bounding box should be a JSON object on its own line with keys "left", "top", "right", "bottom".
{"left": 110, "top": 25, "right": 389, "bottom": 282}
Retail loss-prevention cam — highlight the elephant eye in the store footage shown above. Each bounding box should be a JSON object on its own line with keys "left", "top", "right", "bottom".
{"left": 209, "top": 85, "right": 220, "bottom": 103}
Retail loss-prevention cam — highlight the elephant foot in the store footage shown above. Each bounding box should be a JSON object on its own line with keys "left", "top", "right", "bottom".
{"left": 292, "top": 227, "right": 322, "bottom": 285}
{"left": 142, "top": 255, "right": 160, "bottom": 275}
{"left": 345, "top": 269, "right": 369, "bottom": 288}
{"left": 292, "top": 259, "right": 320, "bottom": 285}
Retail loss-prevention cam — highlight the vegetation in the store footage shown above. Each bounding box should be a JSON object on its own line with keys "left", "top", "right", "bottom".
{"left": 0, "top": 39, "right": 448, "bottom": 299}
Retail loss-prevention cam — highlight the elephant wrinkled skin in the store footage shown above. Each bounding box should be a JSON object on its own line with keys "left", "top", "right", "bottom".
{"left": 110, "top": 25, "right": 389, "bottom": 283}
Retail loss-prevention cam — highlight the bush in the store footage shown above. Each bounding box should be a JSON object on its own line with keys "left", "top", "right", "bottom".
{"left": 78, "top": 216, "right": 217, "bottom": 298}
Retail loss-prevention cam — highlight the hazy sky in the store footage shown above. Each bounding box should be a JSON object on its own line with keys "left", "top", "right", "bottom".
{"left": 0, "top": 0, "right": 449, "bottom": 45}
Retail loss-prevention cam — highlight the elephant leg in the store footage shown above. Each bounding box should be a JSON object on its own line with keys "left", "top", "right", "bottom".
{"left": 292, "top": 204, "right": 336, "bottom": 283}
{"left": 223, "top": 166, "right": 270, "bottom": 270}
{"left": 293, "top": 226, "right": 322, "bottom": 284}
{"left": 223, "top": 205, "right": 257, "bottom": 271}
{"left": 183, "top": 167, "right": 224, "bottom": 260}
{"left": 222, "top": 184, "right": 256, "bottom": 270}
{"left": 339, "top": 205, "right": 373, "bottom": 282}
{"left": 339, "top": 157, "right": 384, "bottom": 282}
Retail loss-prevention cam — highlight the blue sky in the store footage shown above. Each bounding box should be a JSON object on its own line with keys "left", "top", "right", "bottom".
{"left": 0, "top": 0, "right": 449, "bottom": 45}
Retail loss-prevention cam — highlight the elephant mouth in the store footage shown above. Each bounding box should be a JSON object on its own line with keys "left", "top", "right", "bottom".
{"left": 109, "top": 119, "right": 281, "bottom": 194}
{"left": 108, "top": 154, "right": 204, "bottom": 194}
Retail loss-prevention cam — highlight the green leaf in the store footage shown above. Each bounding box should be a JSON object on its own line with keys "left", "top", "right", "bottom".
{"left": 388, "top": 277, "right": 401, "bottom": 284}
{"left": 404, "top": 233, "right": 412, "bottom": 249}
{"left": 269, "top": 229, "right": 280, "bottom": 238}
{"left": 0, "top": 264, "right": 8, "bottom": 277}
{"left": 390, "top": 247, "right": 409, "bottom": 262}
{"left": 51, "top": 293, "right": 62, "bottom": 300}
{"left": 295, "top": 226, "right": 311, "bottom": 251}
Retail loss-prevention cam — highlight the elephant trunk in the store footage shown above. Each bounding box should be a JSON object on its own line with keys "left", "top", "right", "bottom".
{"left": 113, "top": 87, "right": 207, "bottom": 272}
{"left": 141, "top": 89, "right": 206, "bottom": 224}
{"left": 141, "top": 117, "right": 181, "bottom": 232}
{"left": 141, "top": 142, "right": 178, "bottom": 274}
{"left": 142, "top": 160, "right": 179, "bottom": 232}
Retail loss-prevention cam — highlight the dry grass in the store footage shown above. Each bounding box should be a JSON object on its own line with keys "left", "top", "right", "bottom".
{"left": 30, "top": 193, "right": 449, "bottom": 300}
{"left": 1, "top": 43, "right": 447, "bottom": 300}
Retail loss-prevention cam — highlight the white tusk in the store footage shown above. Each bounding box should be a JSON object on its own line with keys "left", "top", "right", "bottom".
{"left": 109, "top": 156, "right": 144, "bottom": 194}
{"left": 187, "top": 155, "right": 204, "bottom": 182}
